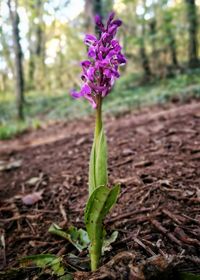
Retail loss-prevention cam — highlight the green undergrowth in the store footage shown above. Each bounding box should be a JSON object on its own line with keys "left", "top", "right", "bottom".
{"left": 1, "top": 70, "right": 200, "bottom": 140}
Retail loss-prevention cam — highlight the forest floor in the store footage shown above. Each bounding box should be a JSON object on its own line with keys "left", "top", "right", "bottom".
{"left": 0, "top": 99, "right": 200, "bottom": 279}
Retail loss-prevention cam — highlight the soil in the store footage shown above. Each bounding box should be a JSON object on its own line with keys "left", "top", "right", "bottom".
{"left": 0, "top": 100, "right": 200, "bottom": 279}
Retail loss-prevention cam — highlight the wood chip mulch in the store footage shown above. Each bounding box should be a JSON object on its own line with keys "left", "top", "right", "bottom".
{"left": 0, "top": 100, "right": 200, "bottom": 279}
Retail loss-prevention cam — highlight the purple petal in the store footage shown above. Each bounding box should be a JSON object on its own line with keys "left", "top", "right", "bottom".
{"left": 81, "top": 83, "right": 91, "bottom": 95}
{"left": 81, "top": 60, "right": 91, "bottom": 68}
{"left": 111, "top": 69, "right": 120, "bottom": 78}
{"left": 84, "top": 34, "right": 97, "bottom": 45}
{"left": 87, "top": 67, "right": 95, "bottom": 81}
{"left": 96, "top": 60, "right": 109, "bottom": 68}
{"left": 71, "top": 89, "right": 83, "bottom": 99}
{"left": 104, "top": 69, "right": 112, "bottom": 78}
{"left": 112, "top": 19, "right": 122, "bottom": 27}
{"left": 107, "top": 49, "right": 117, "bottom": 60}
{"left": 71, "top": 83, "right": 91, "bottom": 99}
{"left": 81, "top": 60, "right": 91, "bottom": 74}
{"left": 111, "top": 40, "right": 122, "bottom": 52}
{"left": 88, "top": 46, "right": 96, "bottom": 58}
{"left": 108, "top": 24, "right": 118, "bottom": 35}
{"left": 107, "top": 12, "right": 115, "bottom": 26}
{"left": 102, "top": 88, "right": 109, "bottom": 97}
{"left": 102, "top": 34, "right": 113, "bottom": 44}
{"left": 95, "top": 15, "right": 105, "bottom": 31}
{"left": 89, "top": 83, "right": 106, "bottom": 93}
{"left": 117, "top": 53, "right": 127, "bottom": 64}
{"left": 84, "top": 94, "right": 96, "bottom": 108}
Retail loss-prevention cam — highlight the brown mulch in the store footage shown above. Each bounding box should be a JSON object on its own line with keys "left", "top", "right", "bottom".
{"left": 0, "top": 100, "right": 200, "bottom": 279}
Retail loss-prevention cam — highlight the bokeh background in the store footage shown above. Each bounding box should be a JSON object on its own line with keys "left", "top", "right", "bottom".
{"left": 0, "top": 0, "right": 200, "bottom": 139}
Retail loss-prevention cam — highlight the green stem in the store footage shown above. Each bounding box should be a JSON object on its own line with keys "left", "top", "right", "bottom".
{"left": 90, "top": 96, "right": 103, "bottom": 271}
{"left": 90, "top": 236, "right": 103, "bottom": 271}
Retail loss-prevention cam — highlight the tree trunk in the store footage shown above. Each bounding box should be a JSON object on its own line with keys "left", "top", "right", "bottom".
{"left": 168, "top": 31, "right": 178, "bottom": 67}
{"left": 8, "top": 0, "right": 25, "bottom": 120}
{"left": 140, "top": 24, "right": 152, "bottom": 78}
{"left": 85, "top": 0, "right": 103, "bottom": 34}
{"left": 140, "top": 42, "right": 152, "bottom": 78}
{"left": 185, "top": 0, "right": 199, "bottom": 68}
{"left": 139, "top": 0, "right": 152, "bottom": 79}
{"left": 149, "top": 19, "right": 157, "bottom": 56}
{"left": 35, "top": 0, "right": 43, "bottom": 57}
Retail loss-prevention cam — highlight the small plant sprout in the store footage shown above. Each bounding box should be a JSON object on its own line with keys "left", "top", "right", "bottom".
{"left": 71, "top": 12, "right": 126, "bottom": 271}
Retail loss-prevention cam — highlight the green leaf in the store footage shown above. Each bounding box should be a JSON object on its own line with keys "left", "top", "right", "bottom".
{"left": 89, "top": 127, "right": 108, "bottom": 195}
{"left": 20, "top": 254, "right": 71, "bottom": 279}
{"left": 95, "top": 127, "right": 108, "bottom": 189}
{"left": 102, "top": 231, "right": 118, "bottom": 255}
{"left": 49, "top": 224, "right": 90, "bottom": 252}
{"left": 84, "top": 184, "right": 120, "bottom": 270}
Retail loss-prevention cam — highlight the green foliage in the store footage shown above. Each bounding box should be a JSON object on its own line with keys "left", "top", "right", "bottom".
{"left": 0, "top": 122, "right": 27, "bottom": 140}
{"left": 84, "top": 184, "right": 120, "bottom": 270}
{"left": 1, "top": 71, "right": 200, "bottom": 140}
{"left": 20, "top": 254, "right": 72, "bottom": 280}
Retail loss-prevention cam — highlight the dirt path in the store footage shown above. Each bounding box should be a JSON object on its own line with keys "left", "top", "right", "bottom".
{"left": 0, "top": 100, "right": 200, "bottom": 279}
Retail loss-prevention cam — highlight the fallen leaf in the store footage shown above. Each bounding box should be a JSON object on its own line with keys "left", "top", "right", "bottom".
{"left": 22, "top": 191, "right": 43, "bottom": 205}
{"left": 26, "top": 177, "right": 41, "bottom": 186}
{"left": 0, "top": 160, "right": 22, "bottom": 171}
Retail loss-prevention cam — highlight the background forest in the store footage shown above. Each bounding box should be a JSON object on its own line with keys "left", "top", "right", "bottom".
{"left": 0, "top": 0, "right": 200, "bottom": 139}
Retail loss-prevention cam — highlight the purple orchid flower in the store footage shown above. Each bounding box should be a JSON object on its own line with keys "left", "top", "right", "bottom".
{"left": 71, "top": 12, "right": 126, "bottom": 108}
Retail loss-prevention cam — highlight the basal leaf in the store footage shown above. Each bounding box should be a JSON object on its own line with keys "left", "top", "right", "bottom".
{"left": 102, "top": 231, "right": 118, "bottom": 255}
{"left": 20, "top": 254, "right": 70, "bottom": 279}
{"left": 49, "top": 224, "right": 89, "bottom": 252}
{"left": 84, "top": 184, "right": 120, "bottom": 266}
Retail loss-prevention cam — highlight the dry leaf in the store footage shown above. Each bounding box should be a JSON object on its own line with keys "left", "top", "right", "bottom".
{"left": 26, "top": 177, "right": 41, "bottom": 186}
{"left": 22, "top": 191, "right": 43, "bottom": 205}
{"left": 0, "top": 160, "right": 22, "bottom": 171}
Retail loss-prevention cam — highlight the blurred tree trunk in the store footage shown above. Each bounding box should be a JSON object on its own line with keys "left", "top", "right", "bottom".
{"left": 168, "top": 29, "right": 178, "bottom": 67}
{"left": 35, "top": 0, "right": 43, "bottom": 58}
{"left": 139, "top": 41, "right": 152, "bottom": 78}
{"left": 139, "top": 0, "right": 152, "bottom": 79}
{"left": 27, "top": 26, "right": 35, "bottom": 88}
{"left": 85, "top": 0, "right": 96, "bottom": 33}
{"left": 85, "top": 0, "right": 103, "bottom": 34}
{"left": 185, "top": 0, "right": 199, "bottom": 68}
{"left": 149, "top": 19, "right": 157, "bottom": 57}
{"left": 163, "top": 12, "right": 178, "bottom": 67}
{"left": 27, "top": 0, "right": 45, "bottom": 90}
{"left": 8, "top": 0, "right": 25, "bottom": 120}
{"left": 35, "top": 0, "right": 46, "bottom": 90}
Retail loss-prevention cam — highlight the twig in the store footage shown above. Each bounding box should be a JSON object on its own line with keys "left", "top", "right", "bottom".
{"left": 59, "top": 203, "right": 67, "bottom": 222}
{"left": 150, "top": 219, "right": 182, "bottom": 246}
{"left": 174, "top": 227, "right": 200, "bottom": 246}
{"left": 162, "top": 209, "right": 183, "bottom": 225}
{"left": 133, "top": 237, "right": 156, "bottom": 256}
{"left": 0, "top": 214, "right": 42, "bottom": 223}
{"left": 107, "top": 207, "right": 151, "bottom": 224}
